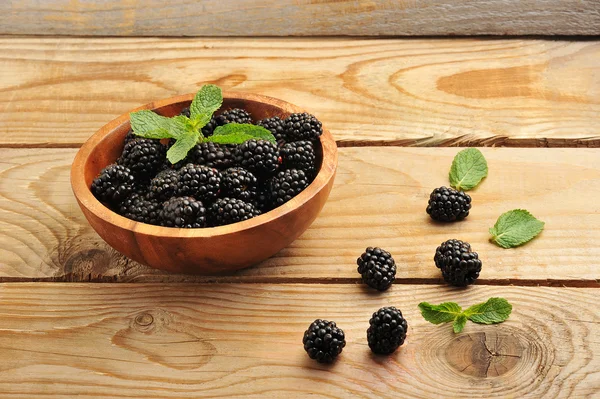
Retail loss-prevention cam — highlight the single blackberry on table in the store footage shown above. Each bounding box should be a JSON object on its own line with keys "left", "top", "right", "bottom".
{"left": 280, "top": 140, "right": 317, "bottom": 178}
{"left": 302, "top": 319, "right": 346, "bottom": 363}
{"left": 221, "top": 167, "right": 258, "bottom": 202}
{"left": 160, "top": 196, "right": 207, "bottom": 228}
{"left": 357, "top": 247, "right": 396, "bottom": 291}
{"left": 236, "top": 139, "right": 279, "bottom": 177}
{"left": 269, "top": 169, "right": 309, "bottom": 207}
{"left": 257, "top": 116, "right": 286, "bottom": 146}
{"left": 426, "top": 186, "right": 471, "bottom": 222}
{"left": 284, "top": 112, "right": 322, "bottom": 142}
{"left": 149, "top": 169, "right": 179, "bottom": 202}
{"left": 215, "top": 108, "right": 252, "bottom": 126}
{"left": 175, "top": 164, "right": 221, "bottom": 203}
{"left": 209, "top": 197, "right": 260, "bottom": 227}
{"left": 434, "top": 239, "right": 482, "bottom": 287}
{"left": 118, "top": 192, "right": 161, "bottom": 226}
{"left": 91, "top": 164, "right": 136, "bottom": 208}
{"left": 367, "top": 307, "right": 408, "bottom": 355}
{"left": 118, "top": 138, "right": 166, "bottom": 180}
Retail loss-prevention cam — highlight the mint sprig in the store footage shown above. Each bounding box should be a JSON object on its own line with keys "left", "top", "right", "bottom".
{"left": 449, "top": 148, "right": 488, "bottom": 191}
{"left": 489, "top": 209, "right": 545, "bottom": 248}
{"left": 419, "top": 298, "right": 512, "bottom": 333}
{"left": 128, "top": 85, "right": 275, "bottom": 164}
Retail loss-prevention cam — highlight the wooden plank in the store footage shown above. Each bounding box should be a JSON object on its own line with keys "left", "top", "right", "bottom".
{"left": 1, "top": 147, "right": 599, "bottom": 284}
{"left": 1, "top": 1, "right": 599, "bottom": 36}
{"left": 0, "top": 283, "right": 596, "bottom": 398}
{"left": 1, "top": 37, "right": 600, "bottom": 147}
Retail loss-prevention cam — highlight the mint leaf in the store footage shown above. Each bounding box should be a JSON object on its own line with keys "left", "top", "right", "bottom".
{"left": 166, "top": 131, "right": 199, "bottom": 164}
{"left": 453, "top": 314, "right": 468, "bottom": 333}
{"left": 130, "top": 111, "right": 189, "bottom": 139}
{"left": 489, "top": 209, "right": 545, "bottom": 248}
{"left": 190, "top": 84, "right": 222, "bottom": 128}
{"left": 418, "top": 302, "right": 462, "bottom": 324}
{"left": 464, "top": 298, "right": 512, "bottom": 324}
{"left": 449, "top": 148, "right": 488, "bottom": 191}
{"left": 207, "top": 123, "right": 276, "bottom": 145}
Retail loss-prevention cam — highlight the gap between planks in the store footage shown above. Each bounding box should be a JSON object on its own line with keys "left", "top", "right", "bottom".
{"left": 0, "top": 276, "right": 597, "bottom": 288}
{"left": 2, "top": 137, "right": 600, "bottom": 149}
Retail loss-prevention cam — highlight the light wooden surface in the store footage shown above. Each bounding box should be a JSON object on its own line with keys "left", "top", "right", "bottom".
{"left": 0, "top": 283, "right": 597, "bottom": 398}
{"left": 1, "top": 33, "right": 599, "bottom": 398}
{"left": 1, "top": 1, "right": 599, "bottom": 36}
{"left": 1, "top": 38, "right": 600, "bottom": 147}
{"left": 1, "top": 147, "right": 599, "bottom": 284}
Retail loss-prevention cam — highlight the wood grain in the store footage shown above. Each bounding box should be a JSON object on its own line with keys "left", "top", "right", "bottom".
{"left": 0, "top": 283, "right": 596, "bottom": 398}
{"left": 2, "top": 147, "right": 600, "bottom": 284}
{"left": 1, "top": 38, "right": 600, "bottom": 147}
{"left": 1, "top": 1, "right": 599, "bottom": 36}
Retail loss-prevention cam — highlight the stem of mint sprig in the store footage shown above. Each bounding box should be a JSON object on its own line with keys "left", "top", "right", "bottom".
{"left": 129, "top": 85, "right": 276, "bottom": 164}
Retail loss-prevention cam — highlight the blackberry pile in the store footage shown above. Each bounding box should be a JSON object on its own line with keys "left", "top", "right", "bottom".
{"left": 90, "top": 108, "right": 323, "bottom": 228}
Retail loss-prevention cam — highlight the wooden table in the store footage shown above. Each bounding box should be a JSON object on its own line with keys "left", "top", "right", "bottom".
{"left": 1, "top": 33, "right": 600, "bottom": 399}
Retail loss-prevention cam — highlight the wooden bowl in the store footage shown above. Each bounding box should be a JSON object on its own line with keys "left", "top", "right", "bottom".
{"left": 71, "top": 92, "right": 337, "bottom": 274}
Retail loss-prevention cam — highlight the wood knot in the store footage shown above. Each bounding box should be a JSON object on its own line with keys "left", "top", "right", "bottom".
{"left": 445, "top": 330, "right": 523, "bottom": 377}
{"left": 113, "top": 309, "right": 216, "bottom": 370}
{"left": 134, "top": 313, "right": 154, "bottom": 327}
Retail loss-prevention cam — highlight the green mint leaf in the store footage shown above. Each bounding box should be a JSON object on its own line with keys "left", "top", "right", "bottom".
{"left": 166, "top": 131, "right": 199, "bottom": 164}
{"left": 464, "top": 298, "right": 512, "bottom": 324}
{"left": 207, "top": 123, "right": 276, "bottom": 145}
{"left": 190, "top": 84, "right": 223, "bottom": 128}
{"left": 489, "top": 209, "right": 545, "bottom": 248}
{"left": 130, "top": 111, "right": 189, "bottom": 139}
{"left": 453, "top": 314, "right": 468, "bottom": 333}
{"left": 418, "top": 302, "right": 462, "bottom": 324}
{"left": 449, "top": 148, "right": 488, "bottom": 191}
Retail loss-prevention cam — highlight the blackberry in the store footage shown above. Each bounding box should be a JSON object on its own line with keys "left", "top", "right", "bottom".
{"left": 284, "top": 112, "right": 322, "bottom": 142}
{"left": 236, "top": 139, "right": 279, "bottom": 177}
{"left": 201, "top": 117, "right": 217, "bottom": 137}
{"left": 221, "top": 167, "right": 258, "bottom": 202}
{"left": 176, "top": 164, "right": 221, "bottom": 203}
{"left": 252, "top": 183, "right": 273, "bottom": 213}
{"left": 302, "top": 319, "right": 346, "bottom": 363}
{"left": 91, "top": 164, "right": 136, "bottom": 207}
{"left": 149, "top": 169, "right": 179, "bottom": 202}
{"left": 215, "top": 108, "right": 252, "bottom": 126}
{"left": 269, "top": 169, "right": 309, "bottom": 207}
{"left": 192, "top": 142, "right": 236, "bottom": 170}
{"left": 280, "top": 140, "right": 317, "bottom": 178}
{"left": 179, "top": 107, "right": 191, "bottom": 118}
{"left": 124, "top": 129, "right": 138, "bottom": 144}
{"left": 209, "top": 197, "right": 260, "bottom": 227}
{"left": 357, "top": 247, "right": 396, "bottom": 291}
{"left": 119, "top": 192, "right": 161, "bottom": 226}
{"left": 118, "top": 138, "right": 166, "bottom": 180}
{"left": 257, "top": 116, "right": 286, "bottom": 146}
{"left": 426, "top": 186, "right": 471, "bottom": 222}
{"left": 159, "top": 197, "right": 206, "bottom": 229}
{"left": 434, "top": 239, "right": 482, "bottom": 287}
{"left": 160, "top": 197, "right": 207, "bottom": 228}
{"left": 367, "top": 307, "right": 408, "bottom": 355}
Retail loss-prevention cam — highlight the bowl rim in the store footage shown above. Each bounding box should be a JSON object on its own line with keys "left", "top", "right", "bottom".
{"left": 71, "top": 91, "right": 338, "bottom": 238}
